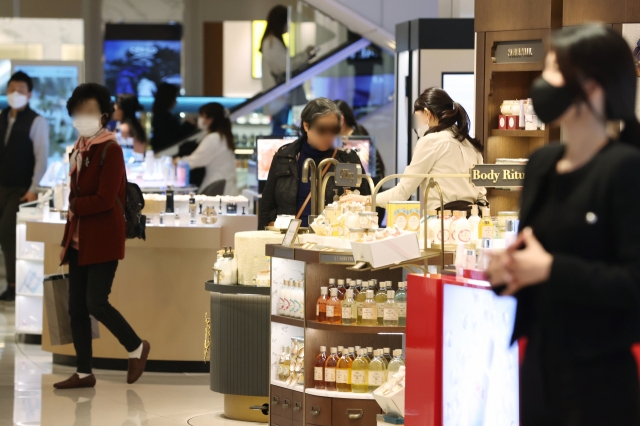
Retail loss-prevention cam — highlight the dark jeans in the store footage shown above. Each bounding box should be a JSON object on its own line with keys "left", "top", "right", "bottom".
{"left": 0, "top": 186, "right": 27, "bottom": 284}
{"left": 68, "top": 248, "right": 141, "bottom": 374}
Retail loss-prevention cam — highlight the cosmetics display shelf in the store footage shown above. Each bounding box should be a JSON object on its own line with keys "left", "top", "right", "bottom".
{"left": 490, "top": 129, "right": 545, "bottom": 138}
{"left": 272, "top": 315, "right": 305, "bottom": 328}
{"left": 305, "top": 388, "right": 375, "bottom": 400}
{"left": 271, "top": 380, "right": 305, "bottom": 393}
{"left": 306, "top": 320, "right": 406, "bottom": 334}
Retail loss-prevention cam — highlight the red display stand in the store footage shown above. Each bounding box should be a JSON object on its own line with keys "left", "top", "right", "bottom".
{"left": 405, "top": 274, "right": 519, "bottom": 426}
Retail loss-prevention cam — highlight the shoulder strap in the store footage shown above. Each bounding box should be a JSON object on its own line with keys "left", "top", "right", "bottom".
{"left": 99, "top": 140, "right": 127, "bottom": 217}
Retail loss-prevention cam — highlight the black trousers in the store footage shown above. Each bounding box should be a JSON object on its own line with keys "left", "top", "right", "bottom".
{"left": 68, "top": 248, "right": 141, "bottom": 374}
{"left": 0, "top": 185, "right": 27, "bottom": 284}
{"left": 521, "top": 332, "right": 640, "bottom": 426}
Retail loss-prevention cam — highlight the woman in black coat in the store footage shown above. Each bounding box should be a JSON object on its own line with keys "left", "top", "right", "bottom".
{"left": 258, "top": 98, "right": 370, "bottom": 230}
{"left": 150, "top": 83, "right": 196, "bottom": 152}
{"left": 488, "top": 24, "right": 640, "bottom": 426}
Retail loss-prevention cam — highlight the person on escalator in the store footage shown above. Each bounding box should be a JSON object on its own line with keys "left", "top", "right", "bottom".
{"left": 260, "top": 5, "right": 315, "bottom": 136}
{"left": 258, "top": 98, "right": 370, "bottom": 230}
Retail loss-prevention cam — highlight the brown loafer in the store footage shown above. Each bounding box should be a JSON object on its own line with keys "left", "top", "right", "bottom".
{"left": 127, "top": 340, "right": 150, "bottom": 384}
{"left": 53, "top": 373, "right": 96, "bottom": 390}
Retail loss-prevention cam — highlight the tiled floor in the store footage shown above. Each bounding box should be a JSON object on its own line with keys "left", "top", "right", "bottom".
{"left": 0, "top": 302, "right": 268, "bottom": 426}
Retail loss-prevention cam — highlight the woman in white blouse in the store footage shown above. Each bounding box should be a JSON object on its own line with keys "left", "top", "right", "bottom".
{"left": 176, "top": 103, "right": 238, "bottom": 195}
{"left": 343, "top": 87, "right": 486, "bottom": 211}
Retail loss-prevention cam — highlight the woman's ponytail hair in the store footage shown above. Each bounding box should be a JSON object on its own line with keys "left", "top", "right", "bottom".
{"left": 414, "top": 87, "right": 483, "bottom": 152}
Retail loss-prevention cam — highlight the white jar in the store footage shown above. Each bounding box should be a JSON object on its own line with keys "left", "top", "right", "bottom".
{"left": 358, "top": 212, "right": 379, "bottom": 229}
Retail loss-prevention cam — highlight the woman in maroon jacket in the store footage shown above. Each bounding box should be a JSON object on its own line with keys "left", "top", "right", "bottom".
{"left": 55, "top": 83, "right": 150, "bottom": 390}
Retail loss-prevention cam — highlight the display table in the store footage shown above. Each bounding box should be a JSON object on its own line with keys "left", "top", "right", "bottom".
{"left": 26, "top": 214, "right": 256, "bottom": 372}
{"left": 405, "top": 273, "right": 519, "bottom": 426}
{"left": 205, "top": 282, "right": 270, "bottom": 422}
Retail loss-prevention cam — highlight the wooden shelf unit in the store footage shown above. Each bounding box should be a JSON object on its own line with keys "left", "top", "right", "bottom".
{"left": 268, "top": 245, "right": 405, "bottom": 425}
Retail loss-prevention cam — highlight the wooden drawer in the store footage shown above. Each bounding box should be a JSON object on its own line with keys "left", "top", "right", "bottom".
{"left": 270, "top": 385, "right": 283, "bottom": 417}
{"left": 281, "top": 388, "right": 293, "bottom": 419}
{"left": 271, "top": 414, "right": 292, "bottom": 426}
{"left": 292, "top": 390, "right": 304, "bottom": 422}
{"left": 305, "top": 394, "right": 332, "bottom": 426}
{"left": 331, "top": 398, "right": 382, "bottom": 426}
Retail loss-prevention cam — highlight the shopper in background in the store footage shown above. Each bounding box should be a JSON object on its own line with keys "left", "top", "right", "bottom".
{"left": 0, "top": 71, "right": 49, "bottom": 302}
{"left": 258, "top": 98, "right": 370, "bottom": 229}
{"left": 113, "top": 94, "right": 147, "bottom": 154}
{"left": 56, "top": 83, "right": 149, "bottom": 390}
{"left": 488, "top": 24, "right": 640, "bottom": 426}
{"left": 260, "top": 4, "right": 314, "bottom": 135}
{"left": 150, "top": 83, "right": 196, "bottom": 152}
{"left": 173, "top": 102, "right": 238, "bottom": 195}
{"left": 341, "top": 88, "right": 485, "bottom": 213}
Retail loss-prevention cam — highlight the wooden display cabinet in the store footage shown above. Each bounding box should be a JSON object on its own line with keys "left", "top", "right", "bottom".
{"left": 476, "top": 29, "right": 561, "bottom": 214}
{"left": 266, "top": 245, "right": 406, "bottom": 426}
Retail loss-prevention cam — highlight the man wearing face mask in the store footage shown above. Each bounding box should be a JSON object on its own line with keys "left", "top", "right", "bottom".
{"left": 0, "top": 71, "right": 49, "bottom": 302}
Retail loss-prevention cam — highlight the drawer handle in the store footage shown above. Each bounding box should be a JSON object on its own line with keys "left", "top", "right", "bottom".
{"left": 311, "top": 406, "right": 321, "bottom": 416}
{"left": 293, "top": 401, "right": 302, "bottom": 412}
{"left": 272, "top": 396, "right": 280, "bottom": 406}
{"left": 347, "top": 409, "right": 364, "bottom": 420}
{"left": 282, "top": 399, "right": 290, "bottom": 409}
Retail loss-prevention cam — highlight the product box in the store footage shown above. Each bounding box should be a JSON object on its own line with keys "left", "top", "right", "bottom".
{"left": 373, "top": 386, "right": 405, "bottom": 417}
{"left": 506, "top": 116, "right": 519, "bottom": 130}
{"left": 498, "top": 115, "right": 508, "bottom": 130}
{"left": 350, "top": 232, "right": 420, "bottom": 268}
{"left": 386, "top": 202, "right": 421, "bottom": 232}
{"left": 524, "top": 114, "right": 537, "bottom": 130}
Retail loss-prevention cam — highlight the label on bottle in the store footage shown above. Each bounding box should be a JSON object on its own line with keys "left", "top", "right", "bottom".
{"left": 326, "top": 305, "right": 334, "bottom": 318}
{"left": 384, "top": 307, "right": 398, "bottom": 321}
{"left": 377, "top": 303, "right": 384, "bottom": 319}
{"left": 362, "top": 307, "right": 376, "bottom": 320}
{"left": 314, "top": 367, "right": 323, "bottom": 381}
{"left": 351, "top": 370, "right": 366, "bottom": 385}
{"left": 342, "top": 305, "right": 352, "bottom": 319}
{"left": 398, "top": 302, "right": 407, "bottom": 316}
{"left": 458, "top": 229, "right": 471, "bottom": 243}
{"left": 336, "top": 369, "right": 349, "bottom": 384}
{"left": 325, "top": 367, "right": 336, "bottom": 382}
{"left": 368, "top": 371, "right": 385, "bottom": 386}
{"left": 438, "top": 229, "right": 450, "bottom": 243}
{"left": 481, "top": 225, "right": 494, "bottom": 239}
{"left": 357, "top": 304, "right": 363, "bottom": 317}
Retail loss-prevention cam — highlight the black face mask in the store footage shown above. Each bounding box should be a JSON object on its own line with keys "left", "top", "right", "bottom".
{"left": 530, "top": 77, "right": 574, "bottom": 124}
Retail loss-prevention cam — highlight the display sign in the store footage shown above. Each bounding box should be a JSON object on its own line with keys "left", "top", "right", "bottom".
{"left": 470, "top": 164, "right": 525, "bottom": 187}
{"left": 494, "top": 40, "right": 544, "bottom": 64}
{"left": 334, "top": 163, "right": 361, "bottom": 187}
{"left": 281, "top": 219, "right": 302, "bottom": 247}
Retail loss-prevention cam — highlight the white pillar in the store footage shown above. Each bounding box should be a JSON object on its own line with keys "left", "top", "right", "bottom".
{"left": 83, "top": 0, "right": 103, "bottom": 84}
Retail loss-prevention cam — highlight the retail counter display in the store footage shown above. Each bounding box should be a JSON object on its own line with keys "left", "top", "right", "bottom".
{"left": 142, "top": 193, "right": 250, "bottom": 217}
{"left": 25, "top": 212, "right": 256, "bottom": 372}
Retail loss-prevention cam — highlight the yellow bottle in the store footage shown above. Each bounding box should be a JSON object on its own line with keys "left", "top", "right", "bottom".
{"left": 368, "top": 350, "right": 387, "bottom": 393}
{"left": 361, "top": 290, "right": 378, "bottom": 326}
{"left": 336, "top": 349, "right": 353, "bottom": 392}
{"left": 351, "top": 349, "right": 370, "bottom": 393}
{"left": 478, "top": 207, "right": 494, "bottom": 240}
{"left": 375, "top": 282, "right": 388, "bottom": 325}
{"left": 356, "top": 281, "right": 370, "bottom": 325}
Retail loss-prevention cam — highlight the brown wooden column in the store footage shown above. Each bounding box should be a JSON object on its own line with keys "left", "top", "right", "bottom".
{"left": 203, "top": 22, "right": 224, "bottom": 96}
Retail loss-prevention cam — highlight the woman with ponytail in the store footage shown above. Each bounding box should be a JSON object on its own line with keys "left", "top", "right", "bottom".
{"left": 342, "top": 87, "right": 486, "bottom": 212}
{"left": 174, "top": 102, "right": 238, "bottom": 195}
{"left": 488, "top": 24, "right": 640, "bottom": 426}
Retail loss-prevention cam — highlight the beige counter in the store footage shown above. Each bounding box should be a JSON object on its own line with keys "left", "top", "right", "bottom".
{"left": 27, "top": 215, "right": 256, "bottom": 371}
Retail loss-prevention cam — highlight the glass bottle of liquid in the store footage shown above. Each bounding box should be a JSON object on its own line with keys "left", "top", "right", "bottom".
{"left": 314, "top": 346, "right": 328, "bottom": 389}
{"left": 382, "top": 348, "right": 392, "bottom": 365}
{"left": 366, "top": 347, "right": 374, "bottom": 362}
{"left": 355, "top": 279, "right": 363, "bottom": 293}
{"left": 356, "top": 281, "right": 370, "bottom": 325}
{"left": 440, "top": 210, "right": 453, "bottom": 244}
{"left": 316, "top": 287, "right": 329, "bottom": 322}
{"left": 478, "top": 207, "right": 494, "bottom": 240}
{"left": 324, "top": 347, "right": 339, "bottom": 391}
{"left": 370, "top": 279, "right": 379, "bottom": 292}
{"left": 341, "top": 289, "right": 357, "bottom": 325}
{"left": 337, "top": 346, "right": 344, "bottom": 358}
{"left": 395, "top": 281, "right": 407, "bottom": 326}
{"left": 351, "top": 349, "right": 369, "bottom": 393}
{"left": 375, "top": 283, "right": 388, "bottom": 326}
{"left": 456, "top": 211, "right": 472, "bottom": 244}
{"left": 336, "top": 279, "right": 346, "bottom": 300}
{"left": 348, "top": 347, "right": 356, "bottom": 362}
{"left": 326, "top": 288, "right": 342, "bottom": 324}
{"left": 361, "top": 290, "right": 378, "bottom": 326}
{"left": 368, "top": 350, "right": 387, "bottom": 393}
{"left": 383, "top": 290, "right": 398, "bottom": 326}
{"left": 388, "top": 349, "right": 406, "bottom": 374}
{"left": 328, "top": 278, "right": 336, "bottom": 290}
{"left": 336, "top": 347, "right": 353, "bottom": 392}
{"left": 468, "top": 204, "right": 481, "bottom": 243}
